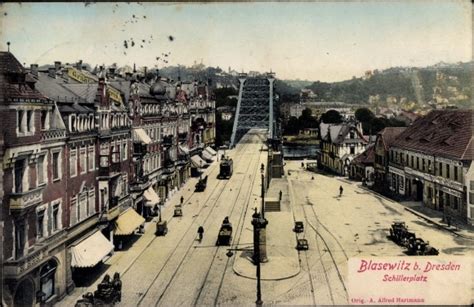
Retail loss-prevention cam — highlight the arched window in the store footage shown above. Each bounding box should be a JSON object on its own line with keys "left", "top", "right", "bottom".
{"left": 40, "top": 259, "right": 58, "bottom": 301}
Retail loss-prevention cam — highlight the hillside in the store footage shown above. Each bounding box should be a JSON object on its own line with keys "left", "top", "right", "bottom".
{"left": 305, "top": 62, "right": 472, "bottom": 110}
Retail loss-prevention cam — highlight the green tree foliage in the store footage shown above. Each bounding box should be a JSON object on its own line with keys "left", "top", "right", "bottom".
{"left": 355, "top": 108, "right": 375, "bottom": 123}
{"left": 320, "top": 110, "right": 343, "bottom": 124}
{"left": 282, "top": 108, "right": 319, "bottom": 135}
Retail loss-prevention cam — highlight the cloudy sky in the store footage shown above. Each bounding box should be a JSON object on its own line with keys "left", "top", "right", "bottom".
{"left": 0, "top": 1, "right": 471, "bottom": 81}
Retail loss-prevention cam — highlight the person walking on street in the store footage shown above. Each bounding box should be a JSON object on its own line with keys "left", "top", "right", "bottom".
{"left": 339, "top": 185, "right": 344, "bottom": 197}
{"left": 197, "top": 226, "right": 204, "bottom": 242}
{"left": 180, "top": 196, "right": 184, "bottom": 204}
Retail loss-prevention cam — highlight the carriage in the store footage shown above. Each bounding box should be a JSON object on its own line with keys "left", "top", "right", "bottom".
{"left": 195, "top": 175, "right": 208, "bottom": 192}
{"left": 155, "top": 220, "right": 168, "bottom": 236}
{"left": 219, "top": 157, "right": 233, "bottom": 179}
{"left": 389, "top": 222, "right": 415, "bottom": 247}
{"left": 216, "top": 217, "right": 233, "bottom": 246}
{"left": 294, "top": 221, "right": 304, "bottom": 233}
{"left": 174, "top": 204, "right": 183, "bottom": 217}
{"left": 407, "top": 237, "right": 439, "bottom": 256}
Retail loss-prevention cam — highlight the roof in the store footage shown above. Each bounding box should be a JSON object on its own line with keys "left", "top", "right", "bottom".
{"left": 352, "top": 144, "right": 375, "bottom": 165}
{"left": 320, "top": 122, "right": 367, "bottom": 144}
{"left": 0, "top": 52, "right": 25, "bottom": 73}
{"left": 35, "top": 72, "right": 82, "bottom": 103}
{"left": 377, "top": 127, "right": 407, "bottom": 150}
{"left": 61, "top": 83, "right": 98, "bottom": 104}
{"left": 391, "top": 109, "right": 474, "bottom": 160}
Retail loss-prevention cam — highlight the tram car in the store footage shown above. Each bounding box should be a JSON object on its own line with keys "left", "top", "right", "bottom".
{"left": 389, "top": 221, "right": 415, "bottom": 247}
{"left": 216, "top": 217, "right": 233, "bottom": 246}
{"left": 219, "top": 157, "right": 233, "bottom": 179}
{"left": 195, "top": 175, "right": 208, "bottom": 192}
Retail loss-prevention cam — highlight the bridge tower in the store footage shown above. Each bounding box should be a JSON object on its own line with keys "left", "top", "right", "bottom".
{"left": 230, "top": 72, "right": 276, "bottom": 146}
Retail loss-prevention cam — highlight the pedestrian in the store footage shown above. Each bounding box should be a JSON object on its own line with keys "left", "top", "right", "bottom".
{"left": 197, "top": 226, "right": 204, "bottom": 241}
{"left": 311, "top": 176, "right": 314, "bottom": 180}
{"left": 301, "top": 162, "right": 304, "bottom": 168}
{"left": 279, "top": 190, "right": 283, "bottom": 201}
{"left": 339, "top": 185, "right": 343, "bottom": 197}
{"left": 180, "top": 195, "right": 184, "bottom": 204}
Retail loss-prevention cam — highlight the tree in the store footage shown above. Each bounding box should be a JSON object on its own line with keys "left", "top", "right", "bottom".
{"left": 370, "top": 117, "right": 386, "bottom": 134}
{"left": 355, "top": 108, "right": 375, "bottom": 123}
{"left": 320, "top": 110, "right": 343, "bottom": 124}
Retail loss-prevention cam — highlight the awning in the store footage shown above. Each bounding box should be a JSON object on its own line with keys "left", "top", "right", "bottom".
{"left": 178, "top": 145, "right": 189, "bottom": 155}
{"left": 70, "top": 230, "right": 114, "bottom": 268}
{"left": 205, "top": 146, "right": 217, "bottom": 156}
{"left": 133, "top": 128, "right": 152, "bottom": 145}
{"left": 191, "top": 155, "right": 207, "bottom": 168}
{"left": 143, "top": 186, "right": 160, "bottom": 207}
{"left": 114, "top": 208, "right": 146, "bottom": 236}
{"left": 202, "top": 150, "right": 214, "bottom": 161}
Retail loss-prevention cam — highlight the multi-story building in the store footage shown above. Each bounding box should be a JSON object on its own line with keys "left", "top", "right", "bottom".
{"left": 1, "top": 52, "right": 70, "bottom": 306}
{"left": 319, "top": 121, "right": 369, "bottom": 176}
{"left": 373, "top": 127, "right": 406, "bottom": 193}
{"left": 388, "top": 110, "right": 474, "bottom": 225}
{"left": 1, "top": 52, "right": 217, "bottom": 304}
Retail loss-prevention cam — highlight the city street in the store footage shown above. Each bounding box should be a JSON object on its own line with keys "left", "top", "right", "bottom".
{"left": 59, "top": 133, "right": 474, "bottom": 306}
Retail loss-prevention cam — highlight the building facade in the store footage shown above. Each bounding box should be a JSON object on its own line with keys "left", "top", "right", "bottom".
{"left": 1, "top": 53, "right": 217, "bottom": 306}
{"left": 319, "top": 121, "right": 369, "bottom": 176}
{"left": 388, "top": 110, "right": 474, "bottom": 225}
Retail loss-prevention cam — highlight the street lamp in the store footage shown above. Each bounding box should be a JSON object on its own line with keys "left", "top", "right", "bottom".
{"left": 226, "top": 208, "right": 267, "bottom": 307}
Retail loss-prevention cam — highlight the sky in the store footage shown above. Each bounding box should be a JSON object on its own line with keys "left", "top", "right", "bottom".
{"left": 0, "top": 1, "right": 471, "bottom": 82}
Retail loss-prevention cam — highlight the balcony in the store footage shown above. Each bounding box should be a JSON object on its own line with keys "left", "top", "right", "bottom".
{"left": 98, "top": 162, "right": 121, "bottom": 177}
{"left": 41, "top": 129, "right": 66, "bottom": 142}
{"left": 9, "top": 186, "right": 44, "bottom": 214}
{"left": 3, "top": 244, "right": 49, "bottom": 278}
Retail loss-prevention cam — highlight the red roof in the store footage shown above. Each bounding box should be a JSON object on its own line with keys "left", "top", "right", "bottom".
{"left": 352, "top": 144, "right": 375, "bottom": 165}
{"left": 378, "top": 127, "right": 407, "bottom": 150}
{"left": 392, "top": 109, "right": 473, "bottom": 160}
{"left": 0, "top": 52, "right": 25, "bottom": 73}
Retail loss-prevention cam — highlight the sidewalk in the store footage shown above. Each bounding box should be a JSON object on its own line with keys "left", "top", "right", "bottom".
{"left": 233, "top": 178, "right": 300, "bottom": 280}
{"left": 352, "top": 182, "right": 474, "bottom": 240}
{"left": 58, "top": 164, "right": 215, "bottom": 306}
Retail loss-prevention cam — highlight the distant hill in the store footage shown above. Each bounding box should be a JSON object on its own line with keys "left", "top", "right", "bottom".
{"left": 304, "top": 61, "right": 472, "bottom": 110}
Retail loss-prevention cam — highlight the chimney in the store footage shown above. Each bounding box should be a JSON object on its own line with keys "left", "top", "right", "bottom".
{"left": 54, "top": 61, "right": 61, "bottom": 72}
{"left": 48, "top": 67, "right": 56, "bottom": 78}
{"left": 30, "top": 64, "right": 38, "bottom": 77}
{"left": 108, "top": 67, "right": 116, "bottom": 78}
{"left": 133, "top": 63, "right": 136, "bottom": 73}
{"left": 144, "top": 66, "right": 147, "bottom": 76}
{"left": 76, "top": 60, "right": 83, "bottom": 70}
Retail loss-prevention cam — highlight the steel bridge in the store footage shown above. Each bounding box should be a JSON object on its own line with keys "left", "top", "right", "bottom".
{"left": 230, "top": 72, "right": 276, "bottom": 147}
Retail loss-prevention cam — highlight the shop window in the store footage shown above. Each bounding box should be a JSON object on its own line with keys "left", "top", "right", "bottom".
{"left": 40, "top": 260, "right": 57, "bottom": 302}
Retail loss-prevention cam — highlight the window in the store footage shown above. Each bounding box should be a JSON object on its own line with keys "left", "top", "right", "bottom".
{"left": 88, "top": 146, "right": 95, "bottom": 171}
{"left": 427, "top": 187, "right": 433, "bottom": 199}
{"left": 37, "top": 210, "right": 45, "bottom": 238}
{"left": 410, "top": 156, "right": 414, "bottom": 167}
{"left": 88, "top": 189, "right": 95, "bottom": 216}
{"left": 14, "top": 159, "right": 26, "bottom": 193}
{"left": 422, "top": 159, "right": 425, "bottom": 171}
{"left": 70, "top": 197, "right": 77, "bottom": 226}
{"left": 40, "top": 261, "right": 57, "bottom": 301}
{"left": 52, "top": 203, "right": 59, "bottom": 231}
{"left": 79, "top": 147, "right": 87, "bottom": 174}
{"left": 52, "top": 151, "right": 61, "bottom": 180}
{"left": 438, "top": 162, "right": 443, "bottom": 176}
{"left": 453, "top": 197, "right": 459, "bottom": 210}
{"left": 15, "top": 221, "right": 26, "bottom": 258}
{"left": 37, "top": 154, "right": 46, "bottom": 185}
{"left": 446, "top": 164, "right": 450, "bottom": 179}
{"left": 70, "top": 149, "right": 77, "bottom": 177}
{"left": 18, "top": 110, "right": 25, "bottom": 133}
{"left": 454, "top": 166, "right": 458, "bottom": 181}
{"left": 26, "top": 111, "right": 33, "bottom": 132}
{"left": 470, "top": 193, "right": 474, "bottom": 205}
{"left": 79, "top": 194, "right": 87, "bottom": 222}
{"left": 122, "top": 142, "right": 127, "bottom": 161}
{"left": 416, "top": 157, "right": 419, "bottom": 170}
{"left": 470, "top": 180, "right": 474, "bottom": 191}
{"left": 41, "top": 110, "right": 48, "bottom": 130}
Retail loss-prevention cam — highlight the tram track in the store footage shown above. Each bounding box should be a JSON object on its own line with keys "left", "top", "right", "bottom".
{"left": 195, "top": 142, "right": 266, "bottom": 306}
{"left": 132, "top": 136, "right": 262, "bottom": 306}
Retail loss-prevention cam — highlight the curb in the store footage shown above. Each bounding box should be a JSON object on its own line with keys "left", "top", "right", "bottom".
{"left": 356, "top": 184, "right": 474, "bottom": 241}
{"left": 404, "top": 207, "right": 474, "bottom": 240}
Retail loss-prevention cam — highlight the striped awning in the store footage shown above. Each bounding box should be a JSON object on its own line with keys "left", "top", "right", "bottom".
{"left": 191, "top": 155, "right": 207, "bottom": 168}
{"left": 114, "top": 208, "right": 145, "bottom": 236}
{"left": 70, "top": 230, "right": 114, "bottom": 268}
{"left": 202, "top": 150, "right": 214, "bottom": 161}
{"left": 205, "top": 146, "right": 217, "bottom": 156}
{"left": 133, "top": 128, "right": 152, "bottom": 145}
{"left": 143, "top": 186, "right": 160, "bottom": 207}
